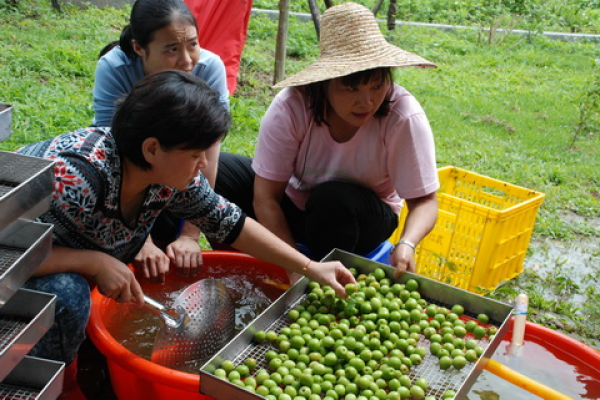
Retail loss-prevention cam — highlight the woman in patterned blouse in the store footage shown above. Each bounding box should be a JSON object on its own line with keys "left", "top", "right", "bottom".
{"left": 18, "top": 71, "right": 355, "bottom": 364}
{"left": 93, "top": 0, "right": 231, "bottom": 292}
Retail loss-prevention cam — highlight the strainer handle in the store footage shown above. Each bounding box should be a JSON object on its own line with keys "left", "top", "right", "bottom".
{"left": 142, "top": 295, "right": 187, "bottom": 330}
{"left": 142, "top": 295, "right": 167, "bottom": 315}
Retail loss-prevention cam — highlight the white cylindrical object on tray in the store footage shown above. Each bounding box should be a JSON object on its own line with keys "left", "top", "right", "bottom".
{"left": 511, "top": 293, "right": 529, "bottom": 347}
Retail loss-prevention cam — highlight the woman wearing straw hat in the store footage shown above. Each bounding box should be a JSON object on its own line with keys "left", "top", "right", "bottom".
{"left": 216, "top": 2, "right": 439, "bottom": 278}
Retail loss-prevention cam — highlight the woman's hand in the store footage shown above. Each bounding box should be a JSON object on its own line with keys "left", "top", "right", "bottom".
{"left": 32, "top": 246, "right": 144, "bottom": 306}
{"left": 231, "top": 218, "right": 356, "bottom": 298}
{"left": 93, "top": 257, "right": 144, "bottom": 306}
{"left": 305, "top": 261, "right": 357, "bottom": 298}
{"left": 133, "top": 235, "right": 169, "bottom": 284}
{"left": 166, "top": 235, "right": 203, "bottom": 278}
{"left": 392, "top": 242, "right": 416, "bottom": 278}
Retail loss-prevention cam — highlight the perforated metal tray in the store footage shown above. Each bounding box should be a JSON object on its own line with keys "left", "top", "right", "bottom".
{"left": 200, "top": 249, "right": 513, "bottom": 400}
{"left": 0, "top": 151, "right": 54, "bottom": 232}
{"left": 0, "top": 288, "right": 57, "bottom": 382}
{"left": 0, "top": 220, "right": 53, "bottom": 308}
{"left": 0, "top": 355, "right": 64, "bottom": 400}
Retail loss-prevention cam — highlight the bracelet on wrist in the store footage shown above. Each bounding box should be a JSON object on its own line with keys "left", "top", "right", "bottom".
{"left": 394, "top": 239, "right": 416, "bottom": 252}
{"left": 302, "top": 259, "right": 312, "bottom": 274}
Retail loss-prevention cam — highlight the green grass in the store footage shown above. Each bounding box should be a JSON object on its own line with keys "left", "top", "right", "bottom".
{"left": 1, "top": 3, "right": 598, "bottom": 234}
{"left": 1, "top": 0, "right": 598, "bottom": 344}
{"left": 253, "top": 0, "right": 600, "bottom": 34}
{"left": 0, "top": 3, "right": 127, "bottom": 142}
{"left": 1, "top": 2, "right": 598, "bottom": 238}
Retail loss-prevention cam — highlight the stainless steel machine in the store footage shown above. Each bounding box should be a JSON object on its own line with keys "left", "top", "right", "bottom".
{"left": 0, "top": 108, "right": 65, "bottom": 399}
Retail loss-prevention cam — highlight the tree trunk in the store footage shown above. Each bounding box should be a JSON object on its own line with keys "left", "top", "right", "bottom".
{"left": 51, "top": 0, "right": 62, "bottom": 12}
{"left": 387, "top": 0, "right": 397, "bottom": 30}
{"left": 307, "top": 0, "right": 321, "bottom": 38}
{"left": 274, "top": 0, "right": 290, "bottom": 84}
{"left": 372, "top": 0, "right": 385, "bottom": 16}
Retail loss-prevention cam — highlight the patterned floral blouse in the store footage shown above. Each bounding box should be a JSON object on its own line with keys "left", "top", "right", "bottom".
{"left": 17, "top": 128, "right": 245, "bottom": 263}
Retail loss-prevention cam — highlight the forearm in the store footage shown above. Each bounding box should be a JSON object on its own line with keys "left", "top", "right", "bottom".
{"left": 38, "top": 245, "right": 144, "bottom": 304}
{"left": 34, "top": 245, "right": 114, "bottom": 278}
{"left": 254, "top": 199, "right": 297, "bottom": 248}
{"left": 232, "top": 218, "right": 309, "bottom": 275}
{"left": 400, "top": 192, "right": 438, "bottom": 244}
{"left": 179, "top": 220, "right": 201, "bottom": 241}
{"left": 390, "top": 193, "right": 437, "bottom": 276}
{"left": 232, "top": 218, "right": 357, "bottom": 298}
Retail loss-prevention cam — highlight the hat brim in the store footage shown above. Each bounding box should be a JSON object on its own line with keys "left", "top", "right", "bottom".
{"left": 274, "top": 44, "right": 436, "bottom": 88}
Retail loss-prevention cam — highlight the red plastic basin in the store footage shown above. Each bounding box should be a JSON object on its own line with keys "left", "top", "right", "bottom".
{"left": 492, "top": 320, "right": 600, "bottom": 399}
{"left": 87, "top": 251, "right": 288, "bottom": 400}
{"left": 87, "top": 251, "right": 600, "bottom": 400}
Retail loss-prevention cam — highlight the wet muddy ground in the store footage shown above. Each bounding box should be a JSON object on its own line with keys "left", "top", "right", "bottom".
{"left": 490, "top": 214, "right": 600, "bottom": 350}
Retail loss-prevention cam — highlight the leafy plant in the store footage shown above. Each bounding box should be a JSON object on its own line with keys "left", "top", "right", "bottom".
{"left": 571, "top": 60, "right": 600, "bottom": 148}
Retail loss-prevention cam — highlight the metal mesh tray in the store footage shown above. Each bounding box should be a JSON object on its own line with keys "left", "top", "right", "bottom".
{"left": 0, "top": 151, "right": 55, "bottom": 232}
{"left": 200, "top": 249, "right": 513, "bottom": 400}
{"left": 0, "top": 220, "right": 53, "bottom": 308}
{"left": 0, "top": 288, "right": 57, "bottom": 382}
{"left": 0, "top": 356, "right": 65, "bottom": 400}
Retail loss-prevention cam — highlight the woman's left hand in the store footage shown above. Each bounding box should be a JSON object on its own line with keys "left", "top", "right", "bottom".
{"left": 166, "top": 235, "right": 203, "bottom": 277}
{"left": 392, "top": 243, "right": 416, "bottom": 278}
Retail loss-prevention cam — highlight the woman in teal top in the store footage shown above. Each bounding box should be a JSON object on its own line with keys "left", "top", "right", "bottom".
{"left": 92, "top": 0, "right": 229, "bottom": 282}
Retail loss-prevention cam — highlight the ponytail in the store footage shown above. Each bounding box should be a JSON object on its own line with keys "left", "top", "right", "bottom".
{"left": 118, "top": 25, "right": 136, "bottom": 57}
{"left": 97, "top": 24, "right": 134, "bottom": 60}
{"left": 98, "top": 41, "right": 119, "bottom": 59}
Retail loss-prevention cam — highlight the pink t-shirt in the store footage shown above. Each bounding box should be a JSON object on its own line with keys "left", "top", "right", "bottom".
{"left": 252, "top": 85, "right": 439, "bottom": 214}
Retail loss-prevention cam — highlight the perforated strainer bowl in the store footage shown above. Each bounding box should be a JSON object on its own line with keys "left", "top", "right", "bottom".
{"left": 151, "top": 278, "right": 234, "bottom": 370}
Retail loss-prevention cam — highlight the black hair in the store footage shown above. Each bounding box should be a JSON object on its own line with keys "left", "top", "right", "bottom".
{"left": 304, "top": 68, "right": 395, "bottom": 125}
{"left": 100, "top": 0, "right": 198, "bottom": 59}
{"left": 112, "top": 70, "right": 230, "bottom": 170}
{"left": 98, "top": 41, "right": 119, "bottom": 59}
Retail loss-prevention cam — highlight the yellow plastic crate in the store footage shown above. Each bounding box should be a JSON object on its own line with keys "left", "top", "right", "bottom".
{"left": 392, "top": 166, "right": 545, "bottom": 293}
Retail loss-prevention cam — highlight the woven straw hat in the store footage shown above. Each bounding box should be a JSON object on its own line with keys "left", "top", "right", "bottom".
{"left": 274, "top": 2, "right": 436, "bottom": 88}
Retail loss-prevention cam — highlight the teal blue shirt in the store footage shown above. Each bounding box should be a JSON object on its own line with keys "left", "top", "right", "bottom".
{"left": 92, "top": 46, "right": 229, "bottom": 127}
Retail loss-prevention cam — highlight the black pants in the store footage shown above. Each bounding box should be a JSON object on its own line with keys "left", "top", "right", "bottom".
{"left": 215, "top": 152, "right": 398, "bottom": 260}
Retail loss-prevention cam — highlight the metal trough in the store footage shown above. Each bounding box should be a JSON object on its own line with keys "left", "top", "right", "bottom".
{"left": 200, "top": 249, "right": 513, "bottom": 400}
{"left": 0, "top": 103, "right": 12, "bottom": 142}
{"left": 0, "top": 151, "right": 55, "bottom": 232}
{"left": 0, "top": 288, "right": 57, "bottom": 382}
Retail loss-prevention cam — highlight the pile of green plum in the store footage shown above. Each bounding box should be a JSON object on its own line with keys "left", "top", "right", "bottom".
{"left": 213, "top": 267, "right": 496, "bottom": 400}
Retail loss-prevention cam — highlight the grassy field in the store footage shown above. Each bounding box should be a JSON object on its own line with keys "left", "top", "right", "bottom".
{"left": 253, "top": 0, "right": 600, "bottom": 34}
{"left": 0, "top": 1, "right": 598, "bottom": 345}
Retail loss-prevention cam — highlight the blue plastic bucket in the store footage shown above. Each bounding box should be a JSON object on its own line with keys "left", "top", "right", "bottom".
{"left": 297, "top": 240, "right": 393, "bottom": 265}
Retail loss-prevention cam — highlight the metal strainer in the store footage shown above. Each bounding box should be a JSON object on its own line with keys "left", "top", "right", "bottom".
{"left": 150, "top": 278, "right": 235, "bottom": 370}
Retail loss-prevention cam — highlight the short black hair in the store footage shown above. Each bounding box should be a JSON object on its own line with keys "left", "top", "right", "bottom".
{"left": 112, "top": 70, "right": 230, "bottom": 170}
{"left": 304, "top": 68, "right": 395, "bottom": 125}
